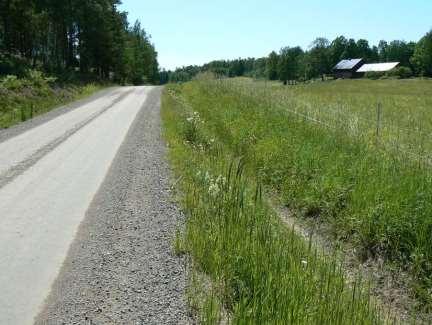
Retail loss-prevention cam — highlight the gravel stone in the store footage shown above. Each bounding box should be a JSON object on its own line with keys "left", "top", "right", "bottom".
{"left": 35, "top": 87, "right": 190, "bottom": 325}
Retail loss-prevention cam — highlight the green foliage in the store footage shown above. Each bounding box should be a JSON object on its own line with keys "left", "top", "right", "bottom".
{"left": 121, "top": 21, "right": 159, "bottom": 85}
{"left": 309, "top": 38, "right": 331, "bottom": 80}
{"left": 0, "top": 69, "right": 55, "bottom": 91}
{"left": 0, "top": 75, "right": 22, "bottom": 90}
{"left": 330, "top": 36, "right": 349, "bottom": 66}
{"left": 0, "top": 0, "right": 159, "bottom": 84}
{"left": 342, "top": 38, "right": 360, "bottom": 60}
{"left": 387, "top": 66, "right": 413, "bottom": 79}
{"left": 383, "top": 41, "right": 416, "bottom": 68}
{"left": 167, "top": 31, "right": 431, "bottom": 85}
{"left": 278, "top": 46, "right": 304, "bottom": 84}
{"left": 0, "top": 72, "right": 104, "bottom": 128}
{"left": 266, "top": 51, "right": 279, "bottom": 80}
{"left": 365, "top": 71, "right": 386, "bottom": 80}
{"left": 365, "top": 67, "right": 413, "bottom": 80}
{"left": 167, "top": 58, "right": 271, "bottom": 83}
{"left": 356, "top": 39, "right": 377, "bottom": 62}
{"left": 162, "top": 87, "right": 384, "bottom": 323}
{"left": 0, "top": 52, "right": 29, "bottom": 76}
{"left": 411, "top": 30, "right": 432, "bottom": 77}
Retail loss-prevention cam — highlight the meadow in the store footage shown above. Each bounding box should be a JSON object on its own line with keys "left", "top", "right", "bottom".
{"left": 162, "top": 76, "right": 432, "bottom": 322}
{"left": 235, "top": 78, "right": 432, "bottom": 158}
{"left": 163, "top": 92, "right": 384, "bottom": 324}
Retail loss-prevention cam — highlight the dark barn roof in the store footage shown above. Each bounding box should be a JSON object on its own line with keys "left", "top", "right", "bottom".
{"left": 333, "top": 58, "right": 364, "bottom": 71}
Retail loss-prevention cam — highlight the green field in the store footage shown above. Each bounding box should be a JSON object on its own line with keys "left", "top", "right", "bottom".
{"left": 162, "top": 76, "right": 432, "bottom": 322}
{"left": 232, "top": 78, "right": 432, "bottom": 157}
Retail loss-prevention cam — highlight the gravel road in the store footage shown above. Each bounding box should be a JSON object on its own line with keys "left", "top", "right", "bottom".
{"left": 0, "top": 87, "right": 189, "bottom": 324}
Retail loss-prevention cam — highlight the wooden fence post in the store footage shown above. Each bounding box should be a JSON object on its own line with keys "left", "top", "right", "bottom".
{"left": 376, "top": 102, "right": 382, "bottom": 147}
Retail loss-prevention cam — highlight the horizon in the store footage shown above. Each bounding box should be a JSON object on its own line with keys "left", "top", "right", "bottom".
{"left": 120, "top": 0, "right": 432, "bottom": 71}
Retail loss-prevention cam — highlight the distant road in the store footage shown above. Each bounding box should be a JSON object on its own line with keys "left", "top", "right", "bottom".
{"left": 0, "top": 87, "right": 189, "bottom": 324}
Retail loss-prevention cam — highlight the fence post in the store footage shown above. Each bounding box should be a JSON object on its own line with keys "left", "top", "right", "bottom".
{"left": 376, "top": 102, "right": 382, "bottom": 147}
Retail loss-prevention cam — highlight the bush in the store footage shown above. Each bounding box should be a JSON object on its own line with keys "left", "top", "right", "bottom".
{"left": 0, "top": 53, "right": 29, "bottom": 77}
{"left": 365, "top": 67, "right": 413, "bottom": 80}
{"left": 0, "top": 70, "right": 102, "bottom": 128}
{"left": 0, "top": 75, "right": 24, "bottom": 90}
{"left": 387, "top": 66, "right": 413, "bottom": 79}
{"left": 364, "top": 71, "right": 385, "bottom": 80}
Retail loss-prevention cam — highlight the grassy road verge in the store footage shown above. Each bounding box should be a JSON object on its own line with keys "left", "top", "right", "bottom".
{"left": 162, "top": 80, "right": 386, "bottom": 323}
{"left": 162, "top": 76, "right": 432, "bottom": 317}
{"left": 0, "top": 71, "right": 106, "bottom": 129}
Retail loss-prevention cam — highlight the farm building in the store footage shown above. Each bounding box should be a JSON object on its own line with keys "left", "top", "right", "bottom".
{"left": 356, "top": 62, "right": 400, "bottom": 76}
{"left": 333, "top": 59, "right": 400, "bottom": 79}
{"left": 333, "top": 58, "right": 365, "bottom": 79}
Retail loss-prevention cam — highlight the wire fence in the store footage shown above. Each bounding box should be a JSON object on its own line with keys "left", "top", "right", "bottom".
{"left": 168, "top": 80, "right": 432, "bottom": 167}
{"left": 223, "top": 80, "right": 432, "bottom": 166}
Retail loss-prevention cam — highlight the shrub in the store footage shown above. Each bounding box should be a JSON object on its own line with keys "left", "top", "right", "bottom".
{"left": 0, "top": 75, "right": 24, "bottom": 90}
{"left": 387, "top": 66, "right": 413, "bottom": 79}
{"left": 364, "top": 71, "right": 385, "bottom": 80}
{"left": 0, "top": 52, "right": 29, "bottom": 77}
{"left": 0, "top": 70, "right": 102, "bottom": 128}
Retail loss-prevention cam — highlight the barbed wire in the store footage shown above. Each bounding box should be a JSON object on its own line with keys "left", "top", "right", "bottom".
{"left": 227, "top": 80, "right": 432, "bottom": 138}
{"left": 169, "top": 84, "right": 432, "bottom": 166}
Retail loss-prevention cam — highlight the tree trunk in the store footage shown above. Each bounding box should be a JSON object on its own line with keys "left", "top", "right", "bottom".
{"left": 66, "top": 0, "right": 74, "bottom": 68}
{"left": 2, "top": 0, "right": 11, "bottom": 52}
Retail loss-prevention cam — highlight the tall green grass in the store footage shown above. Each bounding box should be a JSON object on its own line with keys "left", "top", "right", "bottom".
{"left": 230, "top": 78, "right": 432, "bottom": 158}
{"left": 163, "top": 76, "right": 432, "bottom": 315}
{"left": 162, "top": 86, "right": 386, "bottom": 323}
{"left": 170, "top": 80, "right": 432, "bottom": 309}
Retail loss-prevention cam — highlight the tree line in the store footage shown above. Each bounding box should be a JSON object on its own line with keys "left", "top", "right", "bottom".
{"left": 167, "top": 30, "right": 432, "bottom": 84}
{"left": 0, "top": 0, "right": 159, "bottom": 84}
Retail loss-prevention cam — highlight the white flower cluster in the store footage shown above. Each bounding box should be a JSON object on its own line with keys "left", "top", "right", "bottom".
{"left": 186, "top": 111, "right": 203, "bottom": 124}
{"left": 196, "top": 170, "right": 227, "bottom": 198}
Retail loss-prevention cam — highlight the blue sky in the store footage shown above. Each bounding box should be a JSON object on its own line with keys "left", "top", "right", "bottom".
{"left": 119, "top": 0, "right": 432, "bottom": 70}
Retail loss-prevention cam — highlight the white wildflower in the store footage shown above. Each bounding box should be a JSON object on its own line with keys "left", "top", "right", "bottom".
{"left": 216, "top": 175, "right": 226, "bottom": 186}
{"left": 204, "top": 171, "right": 211, "bottom": 183}
{"left": 208, "top": 182, "right": 220, "bottom": 197}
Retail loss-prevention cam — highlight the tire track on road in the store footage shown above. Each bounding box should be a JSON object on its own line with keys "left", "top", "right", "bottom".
{"left": 0, "top": 89, "right": 134, "bottom": 189}
{"left": 0, "top": 87, "right": 151, "bottom": 325}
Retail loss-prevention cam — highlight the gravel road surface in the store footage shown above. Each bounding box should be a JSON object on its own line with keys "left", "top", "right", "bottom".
{"left": 0, "top": 87, "right": 189, "bottom": 324}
